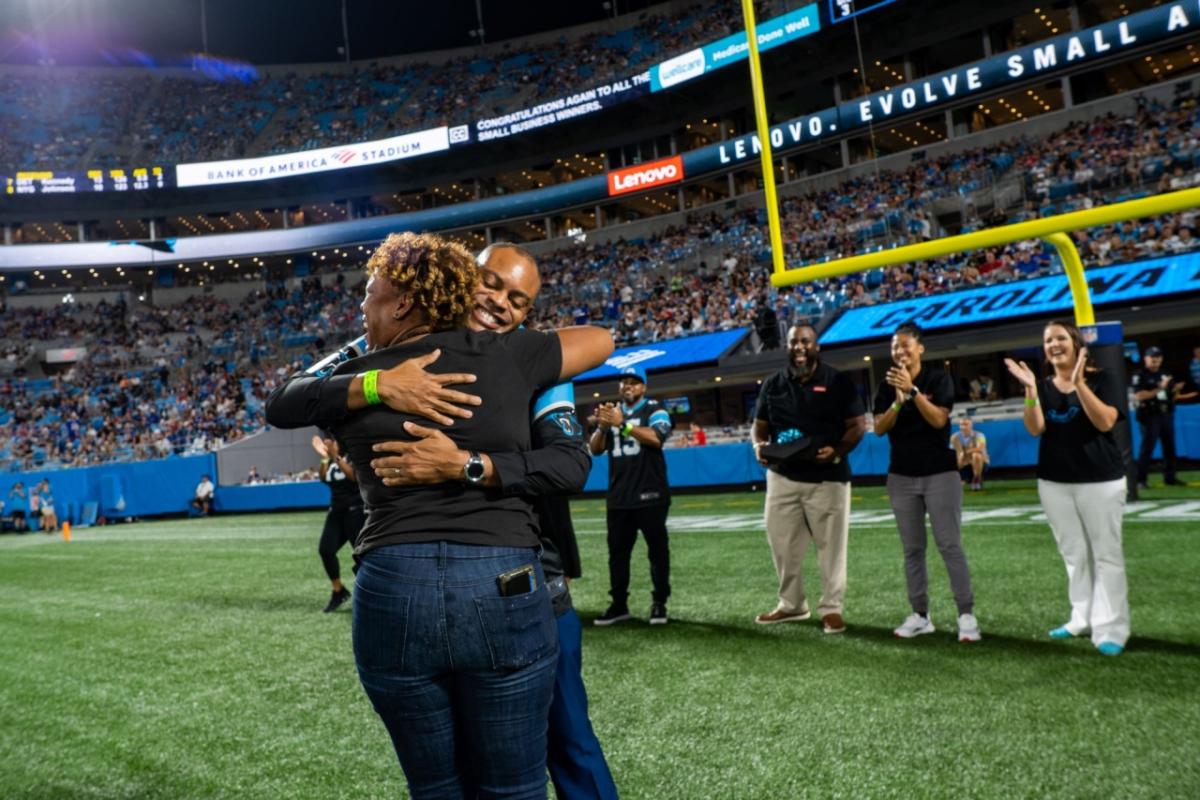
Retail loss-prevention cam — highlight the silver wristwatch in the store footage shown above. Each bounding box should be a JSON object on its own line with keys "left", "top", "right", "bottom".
{"left": 463, "top": 451, "right": 486, "bottom": 484}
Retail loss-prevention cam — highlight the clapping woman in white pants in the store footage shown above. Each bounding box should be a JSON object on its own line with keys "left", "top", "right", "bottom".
{"left": 1005, "top": 320, "right": 1130, "bottom": 656}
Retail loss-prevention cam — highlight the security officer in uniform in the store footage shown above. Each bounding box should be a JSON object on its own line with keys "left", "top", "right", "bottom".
{"left": 1133, "top": 346, "right": 1186, "bottom": 487}
{"left": 589, "top": 366, "right": 674, "bottom": 626}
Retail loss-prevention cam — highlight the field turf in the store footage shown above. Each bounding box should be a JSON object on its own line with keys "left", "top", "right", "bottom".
{"left": 2, "top": 475, "right": 1198, "bottom": 799}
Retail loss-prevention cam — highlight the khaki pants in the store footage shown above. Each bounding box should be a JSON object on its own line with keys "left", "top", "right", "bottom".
{"left": 764, "top": 471, "right": 850, "bottom": 617}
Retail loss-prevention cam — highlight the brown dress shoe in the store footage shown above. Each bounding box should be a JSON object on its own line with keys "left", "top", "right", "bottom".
{"left": 822, "top": 613, "right": 846, "bottom": 634}
{"left": 755, "top": 608, "right": 812, "bottom": 625}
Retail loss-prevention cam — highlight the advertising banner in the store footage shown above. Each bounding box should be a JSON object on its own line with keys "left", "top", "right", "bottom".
{"left": 607, "top": 155, "right": 685, "bottom": 196}
{"left": 649, "top": 4, "right": 821, "bottom": 92}
{"left": 175, "top": 127, "right": 450, "bottom": 187}
{"left": 819, "top": 252, "right": 1200, "bottom": 345}
{"left": 685, "top": 1, "right": 1200, "bottom": 172}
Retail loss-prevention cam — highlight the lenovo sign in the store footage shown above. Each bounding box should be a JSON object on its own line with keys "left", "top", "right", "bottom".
{"left": 607, "top": 156, "right": 685, "bottom": 196}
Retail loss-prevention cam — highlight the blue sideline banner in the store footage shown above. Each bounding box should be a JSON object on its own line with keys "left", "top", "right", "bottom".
{"left": 820, "top": 252, "right": 1200, "bottom": 345}
{"left": 574, "top": 328, "right": 750, "bottom": 382}
{"left": 582, "top": 406, "right": 1200, "bottom": 491}
{"left": 650, "top": 4, "right": 821, "bottom": 91}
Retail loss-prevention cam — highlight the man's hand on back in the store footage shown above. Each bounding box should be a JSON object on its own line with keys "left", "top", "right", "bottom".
{"left": 375, "top": 349, "right": 482, "bottom": 425}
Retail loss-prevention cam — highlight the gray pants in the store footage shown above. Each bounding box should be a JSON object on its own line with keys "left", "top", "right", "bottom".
{"left": 886, "top": 471, "right": 974, "bottom": 616}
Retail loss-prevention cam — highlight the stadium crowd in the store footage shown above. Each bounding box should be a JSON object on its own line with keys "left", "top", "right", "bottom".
{"left": 4, "top": 95, "right": 1200, "bottom": 469}
{"left": 0, "top": 0, "right": 780, "bottom": 172}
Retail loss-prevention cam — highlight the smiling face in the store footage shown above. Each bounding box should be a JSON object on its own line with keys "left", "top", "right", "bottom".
{"left": 619, "top": 376, "right": 645, "bottom": 405}
{"left": 470, "top": 246, "right": 540, "bottom": 333}
{"left": 1042, "top": 324, "right": 1078, "bottom": 372}
{"left": 787, "top": 324, "right": 819, "bottom": 378}
{"left": 958, "top": 418, "right": 973, "bottom": 436}
{"left": 891, "top": 332, "right": 924, "bottom": 370}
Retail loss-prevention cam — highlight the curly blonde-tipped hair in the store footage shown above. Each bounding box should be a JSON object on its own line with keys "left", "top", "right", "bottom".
{"left": 366, "top": 232, "right": 476, "bottom": 331}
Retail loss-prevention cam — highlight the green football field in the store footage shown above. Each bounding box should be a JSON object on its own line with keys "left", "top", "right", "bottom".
{"left": 2, "top": 475, "right": 1198, "bottom": 799}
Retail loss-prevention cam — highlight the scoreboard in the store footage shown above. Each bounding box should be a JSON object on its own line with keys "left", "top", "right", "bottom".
{"left": 5, "top": 166, "right": 171, "bottom": 194}
{"left": 828, "top": 0, "right": 899, "bottom": 23}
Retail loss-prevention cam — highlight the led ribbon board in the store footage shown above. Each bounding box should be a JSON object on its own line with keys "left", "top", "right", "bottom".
{"left": 819, "top": 252, "right": 1200, "bottom": 345}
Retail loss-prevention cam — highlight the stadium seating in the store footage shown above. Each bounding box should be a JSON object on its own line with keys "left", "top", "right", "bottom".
{"left": 0, "top": 0, "right": 779, "bottom": 171}
{"left": 4, "top": 97, "right": 1200, "bottom": 471}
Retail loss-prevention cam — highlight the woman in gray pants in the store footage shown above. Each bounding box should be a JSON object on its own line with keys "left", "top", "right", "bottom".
{"left": 872, "top": 323, "right": 981, "bottom": 642}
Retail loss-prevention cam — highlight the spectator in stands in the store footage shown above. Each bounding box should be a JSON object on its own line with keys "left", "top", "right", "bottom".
{"left": 689, "top": 421, "right": 707, "bottom": 446}
{"left": 969, "top": 370, "right": 999, "bottom": 402}
{"left": 752, "top": 323, "right": 866, "bottom": 634}
{"left": 8, "top": 482, "right": 29, "bottom": 532}
{"left": 37, "top": 479, "right": 58, "bottom": 533}
{"left": 192, "top": 474, "right": 215, "bottom": 516}
{"left": 1005, "top": 321, "right": 1129, "bottom": 656}
{"left": 873, "top": 322, "right": 980, "bottom": 643}
{"left": 1190, "top": 345, "right": 1200, "bottom": 390}
{"left": 245, "top": 465, "right": 263, "bottom": 485}
{"left": 953, "top": 417, "right": 989, "bottom": 491}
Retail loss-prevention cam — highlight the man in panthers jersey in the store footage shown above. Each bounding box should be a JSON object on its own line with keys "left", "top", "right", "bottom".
{"left": 588, "top": 365, "right": 674, "bottom": 626}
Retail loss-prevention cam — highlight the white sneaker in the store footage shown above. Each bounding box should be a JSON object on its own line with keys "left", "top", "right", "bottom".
{"left": 893, "top": 613, "right": 935, "bottom": 638}
{"left": 957, "top": 613, "right": 982, "bottom": 642}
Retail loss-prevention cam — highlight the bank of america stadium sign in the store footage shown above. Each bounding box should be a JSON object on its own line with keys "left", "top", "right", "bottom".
{"left": 174, "top": 127, "right": 451, "bottom": 187}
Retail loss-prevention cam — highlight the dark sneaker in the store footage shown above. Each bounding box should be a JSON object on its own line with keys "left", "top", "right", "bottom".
{"left": 649, "top": 603, "right": 668, "bottom": 625}
{"left": 594, "top": 605, "right": 632, "bottom": 626}
{"left": 323, "top": 587, "right": 351, "bottom": 613}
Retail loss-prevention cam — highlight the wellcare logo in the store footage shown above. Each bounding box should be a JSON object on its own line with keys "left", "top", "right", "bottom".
{"left": 607, "top": 155, "right": 685, "bottom": 197}
{"left": 655, "top": 48, "right": 706, "bottom": 89}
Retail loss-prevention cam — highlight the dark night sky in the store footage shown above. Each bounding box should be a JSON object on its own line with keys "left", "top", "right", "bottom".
{"left": 0, "top": 0, "right": 665, "bottom": 67}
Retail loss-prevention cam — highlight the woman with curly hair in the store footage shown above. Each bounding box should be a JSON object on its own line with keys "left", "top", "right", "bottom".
{"left": 1006, "top": 320, "right": 1130, "bottom": 656}
{"left": 266, "top": 232, "right": 612, "bottom": 798}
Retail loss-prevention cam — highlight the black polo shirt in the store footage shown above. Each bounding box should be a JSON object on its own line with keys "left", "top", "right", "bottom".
{"left": 871, "top": 365, "right": 957, "bottom": 477}
{"left": 754, "top": 361, "right": 864, "bottom": 483}
{"left": 1037, "top": 370, "right": 1126, "bottom": 483}
{"left": 326, "top": 328, "right": 562, "bottom": 555}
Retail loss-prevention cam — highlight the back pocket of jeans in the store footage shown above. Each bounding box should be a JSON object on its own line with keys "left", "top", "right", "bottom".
{"left": 474, "top": 585, "right": 557, "bottom": 672}
{"left": 352, "top": 588, "right": 411, "bottom": 673}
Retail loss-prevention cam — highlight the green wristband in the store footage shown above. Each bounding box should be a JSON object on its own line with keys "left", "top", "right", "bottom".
{"left": 621, "top": 421, "right": 634, "bottom": 436}
{"left": 1024, "top": 396, "right": 1038, "bottom": 407}
{"left": 362, "top": 370, "right": 382, "bottom": 406}
{"left": 892, "top": 401, "right": 902, "bottom": 412}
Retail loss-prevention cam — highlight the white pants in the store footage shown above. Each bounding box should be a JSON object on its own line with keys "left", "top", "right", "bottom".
{"left": 1037, "top": 478, "right": 1130, "bottom": 647}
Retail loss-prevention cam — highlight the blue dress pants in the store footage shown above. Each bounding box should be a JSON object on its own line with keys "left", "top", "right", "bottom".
{"left": 548, "top": 608, "right": 618, "bottom": 800}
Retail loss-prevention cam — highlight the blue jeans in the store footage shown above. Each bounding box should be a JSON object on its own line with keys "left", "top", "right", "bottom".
{"left": 353, "top": 541, "right": 559, "bottom": 800}
{"left": 548, "top": 608, "right": 618, "bottom": 800}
